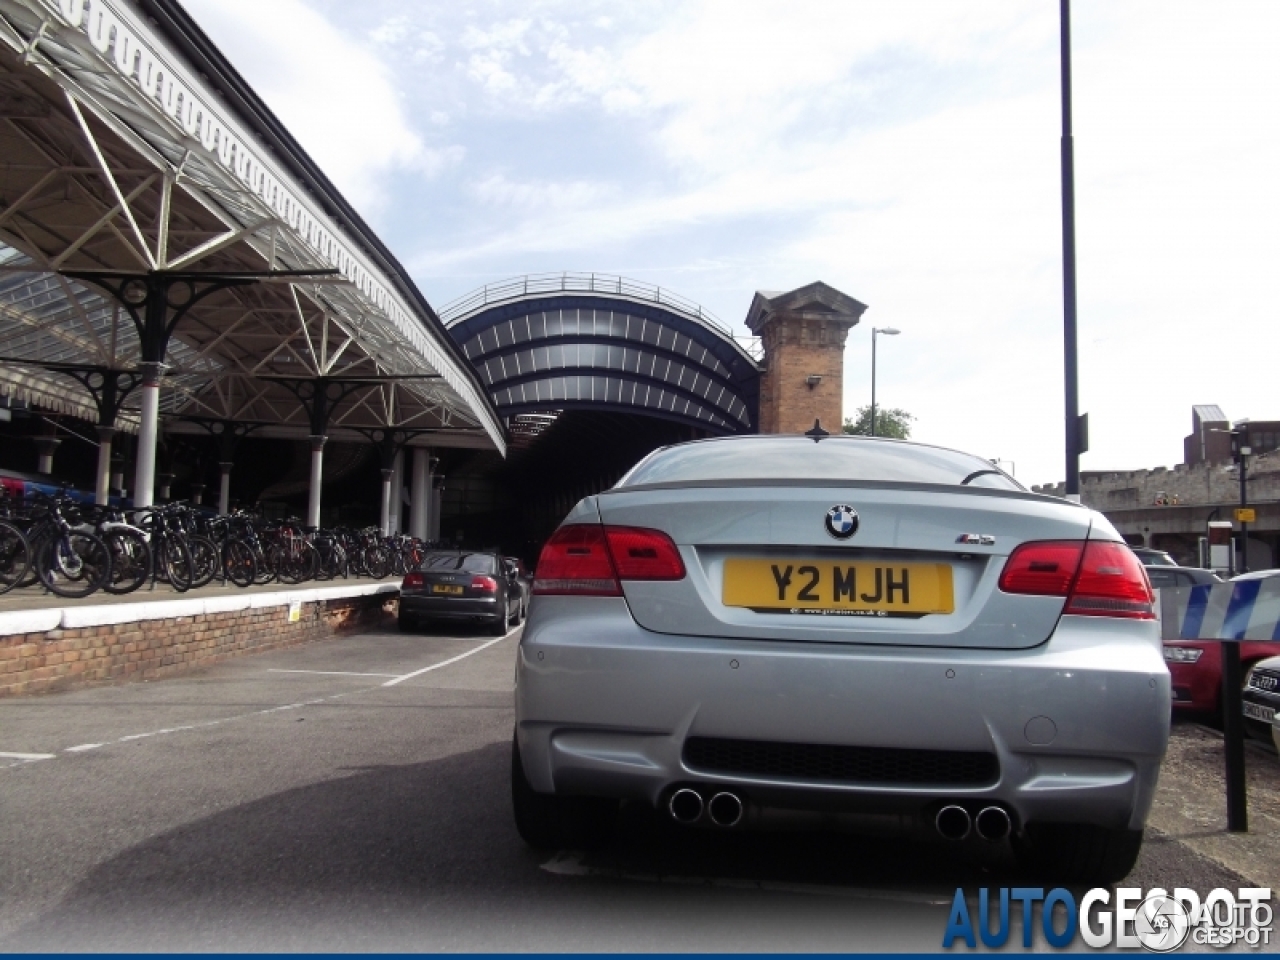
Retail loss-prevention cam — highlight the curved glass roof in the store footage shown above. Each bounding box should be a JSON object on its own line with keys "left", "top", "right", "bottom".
{"left": 445, "top": 276, "right": 761, "bottom": 435}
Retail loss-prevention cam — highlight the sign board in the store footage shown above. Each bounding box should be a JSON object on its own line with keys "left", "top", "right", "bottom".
{"left": 1235, "top": 508, "right": 1257, "bottom": 523}
{"left": 1208, "top": 521, "right": 1234, "bottom": 575}
{"left": 287, "top": 600, "right": 302, "bottom": 623}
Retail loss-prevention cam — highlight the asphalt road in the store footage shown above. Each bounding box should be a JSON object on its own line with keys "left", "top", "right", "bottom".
{"left": 0, "top": 620, "right": 1249, "bottom": 952}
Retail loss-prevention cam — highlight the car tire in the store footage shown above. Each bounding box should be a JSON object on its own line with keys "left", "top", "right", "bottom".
{"left": 1014, "top": 823, "right": 1143, "bottom": 885}
{"left": 397, "top": 611, "right": 416, "bottom": 633}
{"left": 491, "top": 602, "right": 511, "bottom": 636}
{"left": 511, "top": 734, "right": 616, "bottom": 849}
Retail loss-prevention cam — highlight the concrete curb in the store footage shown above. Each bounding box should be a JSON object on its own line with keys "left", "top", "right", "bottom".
{"left": 0, "top": 581, "right": 401, "bottom": 636}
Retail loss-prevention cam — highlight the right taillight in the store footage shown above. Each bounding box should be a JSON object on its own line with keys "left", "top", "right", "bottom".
{"left": 999, "top": 540, "right": 1154, "bottom": 620}
{"left": 533, "top": 523, "right": 685, "bottom": 595}
{"left": 1065, "top": 540, "right": 1154, "bottom": 619}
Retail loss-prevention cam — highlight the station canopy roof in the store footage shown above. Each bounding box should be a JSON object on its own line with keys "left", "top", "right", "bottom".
{"left": 0, "top": 0, "right": 503, "bottom": 452}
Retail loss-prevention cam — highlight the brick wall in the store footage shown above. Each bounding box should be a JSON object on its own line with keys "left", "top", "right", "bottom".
{"left": 758, "top": 315, "right": 853, "bottom": 434}
{"left": 0, "top": 592, "right": 395, "bottom": 698}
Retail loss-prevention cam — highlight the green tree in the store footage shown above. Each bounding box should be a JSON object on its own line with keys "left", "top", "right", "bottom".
{"left": 842, "top": 405, "right": 915, "bottom": 439}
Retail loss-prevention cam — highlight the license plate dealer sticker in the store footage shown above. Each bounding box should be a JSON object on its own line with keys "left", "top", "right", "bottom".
{"left": 722, "top": 559, "right": 954, "bottom": 619}
{"left": 1244, "top": 701, "right": 1275, "bottom": 723}
{"left": 432, "top": 584, "right": 464, "bottom": 595}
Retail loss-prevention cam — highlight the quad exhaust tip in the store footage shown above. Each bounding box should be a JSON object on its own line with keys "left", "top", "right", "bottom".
{"left": 707, "top": 791, "right": 744, "bottom": 828}
{"left": 935, "top": 804, "right": 972, "bottom": 841}
{"left": 975, "top": 805, "right": 1011, "bottom": 842}
{"left": 668, "top": 788, "right": 704, "bottom": 824}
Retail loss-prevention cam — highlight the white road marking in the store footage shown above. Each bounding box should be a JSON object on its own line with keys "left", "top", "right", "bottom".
{"left": 267, "top": 669, "right": 401, "bottom": 678}
{"left": 4, "top": 626, "right": 519, "bottom": 768}
{"left": 540, "top": 851, "right": 952, "bottom": 906}
{"left": 381, "top": 628, "right": 518, "bottom": 687}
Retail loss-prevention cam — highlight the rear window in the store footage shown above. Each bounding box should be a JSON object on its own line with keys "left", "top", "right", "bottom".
{"left": 617, "top": 436, "right": 1024, "bottom": 490}
{"left": 422, "top": 552, "right": 496, "bottom": 574}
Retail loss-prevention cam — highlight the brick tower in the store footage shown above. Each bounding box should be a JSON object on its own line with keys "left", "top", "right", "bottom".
{"left": 744, "top": 282, "right": 868, "bottom": 435}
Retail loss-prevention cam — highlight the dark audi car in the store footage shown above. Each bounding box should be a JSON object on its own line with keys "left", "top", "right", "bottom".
{"left": 399, "top": 551, "right": 523, "bottom": 634}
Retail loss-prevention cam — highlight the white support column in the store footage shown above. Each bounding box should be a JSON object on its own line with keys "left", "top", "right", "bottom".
{"left": 307, "top": 435, "right": 326, "bottom": 529}
{"left": 132, "top": 362, "right": 163, "bottom": 508}
{"left": 388, "top": 449, "right": 405, "bottom": 534}
{"left": 190, "top": 483, "right": 204, "bottom": 506}
{"left": 379, "top": 468, "right": 393, "bottom": 535}
{"left": 410, "top": 446, "right": 429, "bottom": 540}
{"left": 33, "top": 436, "right": 60, "bottom": 475}
{"left": 94, "top": 427, "right": 114, "bottom": 505}
{"left": 218, "top": 462, "right": 233, "bottom": 515}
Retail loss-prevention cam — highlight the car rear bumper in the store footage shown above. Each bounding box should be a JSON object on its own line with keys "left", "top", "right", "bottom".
{"left": 400, "top": 594, "right": 501, "bottom": 622}
{"left": 515, "top": 597, "right": 1170, "bottom": 832}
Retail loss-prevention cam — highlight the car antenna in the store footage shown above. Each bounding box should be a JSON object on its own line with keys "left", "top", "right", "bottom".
{"left": 805, "top": 419, "right": 830, "bottom": 443}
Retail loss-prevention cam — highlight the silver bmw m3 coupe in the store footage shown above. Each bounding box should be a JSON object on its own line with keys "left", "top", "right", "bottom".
{"left": 512, "top": 434, "right": 1170, "bottom": 883}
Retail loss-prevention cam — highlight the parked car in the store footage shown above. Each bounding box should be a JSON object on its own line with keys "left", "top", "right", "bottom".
{"left": 1242, "top": 655, "right": 1280, "bottom": 744}
{"left": 503, "top": 556, "right": 532, "bottom": 620}
{"left": 512, "top": 434, "right": 1170, "bottom": 884}
{"left": 1146, "top": 566, "right": 1221, "bottom": 590}
{"left": 399, "top": 550, "right": 523, "bottom": 634}
{"left": 1132, "top": 548, "right": 1178, "bottom": 566}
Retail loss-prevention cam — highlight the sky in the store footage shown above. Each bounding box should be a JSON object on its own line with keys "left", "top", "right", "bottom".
{"left": 181, "top": 0, "right": 1280, "bottom": 487}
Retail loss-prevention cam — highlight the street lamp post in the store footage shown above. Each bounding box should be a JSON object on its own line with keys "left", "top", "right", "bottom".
{"left": 870, "top": 327, "right": 900, "bottom": 437}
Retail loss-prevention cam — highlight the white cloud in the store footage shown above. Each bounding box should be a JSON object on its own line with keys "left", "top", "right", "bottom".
{"left": 183, "top": 0, "right": 1280, "bottom": 486}
{"left": 182, "top": 0, "right": 458, "bottom": 219}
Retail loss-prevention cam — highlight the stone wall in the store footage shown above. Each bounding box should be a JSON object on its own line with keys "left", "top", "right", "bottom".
{"left": 0, "top": 587, "right": 397, "bottom": 698}
{"left": 1032, "top": 452, "right": 1280, "bottom": 513}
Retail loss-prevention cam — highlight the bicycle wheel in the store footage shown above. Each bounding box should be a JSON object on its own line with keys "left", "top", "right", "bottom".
{"left": 186, "top": 535, "right": 219, "bottom": 589}
{"left": 270, "top": 543, "right": 316, "bottom": 584}
{"left": 222, "top": 539, "right": 257, "bottom": 588}
{"left": 364, "top": 545, "right": 391, "bottom": 580}
{"left": 0, "top": 520, "right": 31, "bottom": 595}
{"left": 155, "top": 534, "right": 193, "bottom": 593}
{"left": 100, "top": 527, "right": 151, "bottom": 595}
{"left": 37, "top": 530, "right": 110, "bottom": 598}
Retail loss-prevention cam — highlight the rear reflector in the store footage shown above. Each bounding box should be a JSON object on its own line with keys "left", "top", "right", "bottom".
{"left": 403, "top": 572, "right": 424, "bottom": 588}
{"left": 999, "top": 540, "right": 1154, "bottom": 619}
{"left": 533, "top": 524, "right": 685, "bottom": 595}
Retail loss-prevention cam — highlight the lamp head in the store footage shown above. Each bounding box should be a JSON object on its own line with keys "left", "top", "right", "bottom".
{"left": 877, "top": 327, "right": 901, "bottom": 336}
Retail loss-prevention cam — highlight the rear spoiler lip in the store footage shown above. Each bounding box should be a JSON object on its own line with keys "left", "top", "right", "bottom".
{"left": 600, "top": 477, "right": 1085, "bottom": 507}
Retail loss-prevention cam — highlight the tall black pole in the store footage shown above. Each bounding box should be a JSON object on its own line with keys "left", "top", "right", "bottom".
{"left": 1061, "top": 0, "right": 1081, "bottom": 497}
{"left": 1239, "top": 453, "right": 1249, "bottom": 574}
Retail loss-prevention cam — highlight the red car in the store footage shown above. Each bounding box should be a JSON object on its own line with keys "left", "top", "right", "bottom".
{"left": 1165, "top": 639, "right": 1280, "bottom": 715}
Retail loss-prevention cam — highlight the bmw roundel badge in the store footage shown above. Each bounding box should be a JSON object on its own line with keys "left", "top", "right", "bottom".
{"left": 824, "top": 504, "right": 859, "bottom": 540}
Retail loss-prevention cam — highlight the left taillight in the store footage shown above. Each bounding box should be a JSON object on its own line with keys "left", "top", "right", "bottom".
{"left": 403, "top": 572, "right": 424, "bottom": 588}
{"left": 533, "top": 523, "right": 685, "bottom": 595}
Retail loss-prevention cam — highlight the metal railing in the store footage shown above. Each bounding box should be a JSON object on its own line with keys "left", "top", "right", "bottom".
{"left": 440, "top": 272, "right": 735, "bottom": 338}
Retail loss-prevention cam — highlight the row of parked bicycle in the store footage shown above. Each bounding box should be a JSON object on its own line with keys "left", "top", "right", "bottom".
{"left": 0, "top": 491, "right": 434, "bottom": 599}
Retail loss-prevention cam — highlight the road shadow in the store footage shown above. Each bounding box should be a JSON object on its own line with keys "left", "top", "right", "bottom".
{"left": 2, "top": 740, "right": 1166, "bottom": 951}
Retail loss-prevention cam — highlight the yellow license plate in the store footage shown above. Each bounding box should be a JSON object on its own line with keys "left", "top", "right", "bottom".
{"left": 432, "top": 584, "right": 463, "bottom": 595}
{"left": 723, "top": 558, "right": 954, "bottom": 618}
